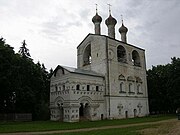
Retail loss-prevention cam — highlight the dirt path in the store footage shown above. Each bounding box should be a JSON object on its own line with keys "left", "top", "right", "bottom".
{"left": 0, "top": 119, "right": 179, "bottom": 135}
{"left": 139, "top": 119, "right": 180, "bottom": 135}
{"left": 167, "top": 120, "right": 180, "bottom": 135}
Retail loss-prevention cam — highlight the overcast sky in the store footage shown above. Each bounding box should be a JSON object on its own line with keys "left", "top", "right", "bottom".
{"left": 1, "top": 0, "right": 180, "bottom": 70}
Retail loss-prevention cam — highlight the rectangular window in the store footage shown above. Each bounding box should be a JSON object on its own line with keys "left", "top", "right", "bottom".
{"left": 76, "top": 84, "right": 80, "bottom": 90}
{"left": 129, "top": 83, "right": 132, "bottom": 92}
{"left": 87, "top": 85, "right": 90, "bottom": 91}
{"left": 63, "top": 85, "right": 65, "bottom": 90}
{"left": 55, "top": 85, "right": 58, "bottom": 91}
{"left": 120, "top": 83, "right": 123, "bottom": 92}
{"left": 96, "top": 86, "right": 99, "bottom": 91}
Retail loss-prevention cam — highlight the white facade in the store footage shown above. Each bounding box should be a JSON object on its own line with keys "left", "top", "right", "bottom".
{"left": 50, "top": 12, "right": 149, "bottom": 122}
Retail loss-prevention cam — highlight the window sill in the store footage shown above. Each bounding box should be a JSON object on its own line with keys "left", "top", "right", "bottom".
{"left": 119, "top": 91, "right": 126, "bottom": 94}
{"left": 128, "top": 92, "right": 135, "bottom": 95}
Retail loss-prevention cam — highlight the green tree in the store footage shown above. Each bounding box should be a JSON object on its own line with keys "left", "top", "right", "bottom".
{"left": 147, "top": 57, "right": 180, "bottom": 114}
{"left": 0, "top": 37, "right": 16, "bottom": 113}
{"left": 18, "top": 40, "right": 31, "bottom": 58}
{"left": 0, "top": 38, "right": 50, "bottom": 120}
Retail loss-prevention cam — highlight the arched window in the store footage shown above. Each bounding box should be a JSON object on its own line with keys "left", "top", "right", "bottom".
{"left": 137, "top": 84, "right": 143, "bottom": 94}
{"left": 76, "top": 84, "right": 80, "bottom": 90}
{"left": 127, "top": 76, "right": 135, "bottom": 94}
{"left": 135, "top": 77, "right": 143, "bottom": 94}
{"left": 83, "top": 44, "right": 91, "bottom": 66}
{"left": 132, "top": 50, "right": 140, "bottom": 66}
{"left": 120, "top": 82, "right": 123, "bottom": 92}
{"left": 125, "top": 111, "right": 128, "bottom": 118}
{"left": 63, "top": 85, "right": 65, "bottom": 90}
{"left": 120, "top": 82, "right": 125, "bottom": 93}
{"left": 137, "top": 84, "right": 141, "bottom": 93}
{"left": 129, "top": 83, "right": 132, "bottom": 92}
{"left": 117, "top": 45, "right": 126, "bottom": 63}
{"left": 55, "top": 85, "right": 58, "bottom": 91}
{"left": 87, "top": 85, "right": 90, "bottom": 91}
{"left": 96, "top": 86, "right": 99, "bottom": 91}
{"left": 134, "top": 109, "right": 137, "bottom": 117}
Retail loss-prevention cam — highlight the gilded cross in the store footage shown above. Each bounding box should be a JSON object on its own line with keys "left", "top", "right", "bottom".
{"left": 107, "top": 4, "right": 112, "bottom": 15}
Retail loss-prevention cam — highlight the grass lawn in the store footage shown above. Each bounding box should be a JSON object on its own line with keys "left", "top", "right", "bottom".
{"left": 0, "top": 115, "right": 176, "bottom": 133}
{"left": 48, "top": 125, "right": 159, "bottom": 135}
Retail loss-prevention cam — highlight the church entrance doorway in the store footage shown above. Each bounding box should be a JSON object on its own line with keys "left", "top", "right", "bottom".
{"left": 57, "top": 103, "right": 63, "bottom": 121}
{"left": 79, "top": 103, "right": 84, "bottom": 117}
{"left": 79, "top": 103, "right": 90, "bottom": 121}
{"left": 59, "top": 107, "right": 63, "bottom": 121}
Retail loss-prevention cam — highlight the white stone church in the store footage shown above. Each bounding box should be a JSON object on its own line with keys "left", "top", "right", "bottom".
{"left": 50, "top": 10, "right": 149, "bottom": 122}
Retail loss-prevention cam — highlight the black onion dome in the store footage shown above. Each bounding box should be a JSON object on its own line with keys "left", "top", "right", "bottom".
{"left": 119, "top": 23, "right": 128, "bottom": 33}
{"left": 105, "top": 15, "right": 117, "bottom": 26}
{"left": 92, "top": 13, "right": 102, "bottom": 23}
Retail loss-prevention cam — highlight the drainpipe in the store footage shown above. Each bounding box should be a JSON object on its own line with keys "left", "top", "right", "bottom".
{"left": 105, "top": 37, "right": 111, "bottom": 119}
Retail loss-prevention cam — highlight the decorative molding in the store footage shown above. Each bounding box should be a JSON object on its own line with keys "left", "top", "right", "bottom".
{"left": 127, "top": 76, "right": 135, "bottom": 82}
{"left": 119, "top": 74, "right": 126, "bottom": 81}
{"left": 135, "top": 77, "right": 143, "bottom": 83}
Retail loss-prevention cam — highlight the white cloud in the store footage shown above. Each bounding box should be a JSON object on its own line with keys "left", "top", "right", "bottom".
{"left": 0, "top": 0, "right": 180, "bottom": 70}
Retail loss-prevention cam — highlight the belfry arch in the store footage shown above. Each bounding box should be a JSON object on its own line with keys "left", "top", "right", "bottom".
{"left": 117, "top": 45, "right": 127, "bottom": 63}
{"left": 83, "top": 44, "right": 91, "bottom": 66}
{"left": 132, "top": 50, "right": 140, "bottom": 66}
